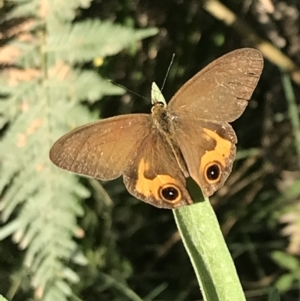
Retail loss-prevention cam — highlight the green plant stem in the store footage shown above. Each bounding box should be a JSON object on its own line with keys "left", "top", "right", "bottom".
{"left": 173, "top": 181, "right": 246, "bottom": 301}
{"left": 281, "top": 71, "right": 300, "bottom": 167}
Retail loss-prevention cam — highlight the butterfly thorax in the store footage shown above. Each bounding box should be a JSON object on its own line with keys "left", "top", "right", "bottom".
{"left": 151, "top": 102, "right": 189, "bottom": 177}
{"left": 151, "top": 102, "right": 173, "bottom": 135}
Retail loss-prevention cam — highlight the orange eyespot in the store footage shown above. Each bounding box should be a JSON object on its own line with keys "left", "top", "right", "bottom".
{"left": 159, "top": 184, "right": 182, "bottom": 203}
{"left": 204, "top": 162, "right": 222, "bottom": 183}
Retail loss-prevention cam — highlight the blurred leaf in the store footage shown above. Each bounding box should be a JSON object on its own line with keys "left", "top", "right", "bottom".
{"left": 268, "top": 288, "right": 281, "bottom": 301}
{"left": 275, "top": 274, "right": 295, "bottom": 292}
{"left": 271, "top": 251, "right": 299, "bottom": 271}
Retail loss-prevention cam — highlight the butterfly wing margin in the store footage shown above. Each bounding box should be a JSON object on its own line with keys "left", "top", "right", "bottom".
{"left": 168, "top": 48, "right": 263, "bottom": 122}
{"left": 50, "top": 114, "right": 152, "bottom": 180}
{"left": 123, "top": 132, "right": 193, "bottom": 209}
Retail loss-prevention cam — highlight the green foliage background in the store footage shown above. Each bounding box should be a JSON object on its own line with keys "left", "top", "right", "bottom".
{"left": 1, "top": 0, "right": 300, "bottom": 301}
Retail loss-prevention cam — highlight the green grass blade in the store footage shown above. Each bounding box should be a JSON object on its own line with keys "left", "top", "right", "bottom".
{"left": 281, "top": 71, "right": 300, "bottom": 166}
{"left": 98, "top": 272, "right": 143, "bottom": 301}
{"left": 173, "top": 180, "right": 246, "bottom": 301}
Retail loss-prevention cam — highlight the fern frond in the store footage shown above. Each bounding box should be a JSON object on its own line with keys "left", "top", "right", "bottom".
{"left": 47, "top": 67, "right": 123, "bottom": 103}
{"left": 0, "top": 1, "right": 157, "bottom": 300}
{"left": 47, "top": 0, "right": 93, "bottom": 22}
{"left": 12, "top": 41, "right": 40, "bottom": 68}
{"left": 6, "top": 0, "right": 93, "bottom": 21}
{"left": 47, "top": 19, "right": 158, "bottom": 63}
{"left": 5, "top": 1, "right": 38, "bottom": 20}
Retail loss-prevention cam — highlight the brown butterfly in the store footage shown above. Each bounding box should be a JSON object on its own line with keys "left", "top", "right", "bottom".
{"left": 49, "top": 48, "right": 263, "bottom": 209}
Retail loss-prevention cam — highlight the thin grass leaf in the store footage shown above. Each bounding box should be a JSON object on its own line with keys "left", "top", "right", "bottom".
{"left": 143, "top": 283, "right": 168, "bottom": 301}
{"left": 173, "top": 180, "right": 246, "bottom": 301}
{"left": 281, "top": 71, "right": 300, "bottom": 166}
{"left": 98, "top": 272, "right": 143, "bottom": 301}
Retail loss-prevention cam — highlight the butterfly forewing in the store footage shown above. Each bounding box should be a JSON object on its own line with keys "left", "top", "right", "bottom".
{"left": 50, "top": 114, "right": 151, "bottom": 180}
{"left": 168, "top": 48, "right": 264, "bottom": 122}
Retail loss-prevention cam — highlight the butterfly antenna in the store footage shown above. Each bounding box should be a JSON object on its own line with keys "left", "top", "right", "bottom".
{"left": 108, "top": 80, "right": 149, "bottom": 101}
{"left": 160, "top": 53, "right": 175, "bottom": 91}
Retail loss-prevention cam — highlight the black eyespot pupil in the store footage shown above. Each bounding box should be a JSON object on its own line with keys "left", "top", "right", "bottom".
{"left": 206, "top": 164, "right": 220, "bottom": 180}
{"left": 161, "top": 186, "right": 179, "bottom": 201}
